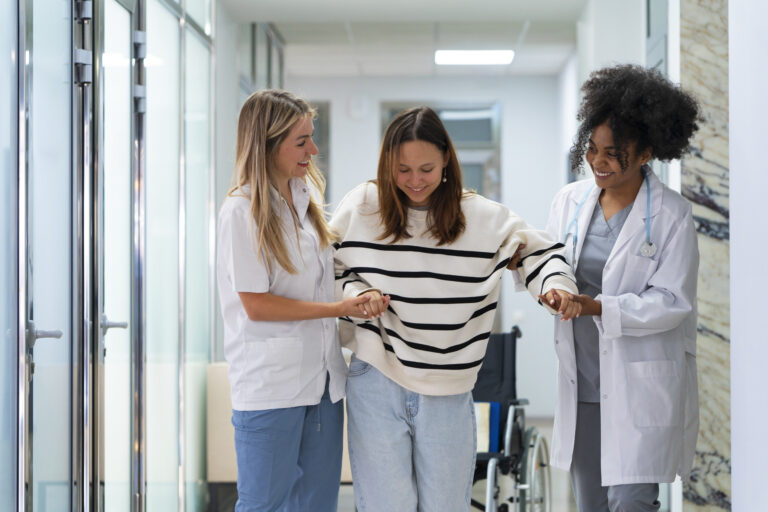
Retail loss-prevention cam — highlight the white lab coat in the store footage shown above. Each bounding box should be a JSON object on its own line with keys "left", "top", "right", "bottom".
{"left": 546, "top": 171, "right": 699, "bottom": 486}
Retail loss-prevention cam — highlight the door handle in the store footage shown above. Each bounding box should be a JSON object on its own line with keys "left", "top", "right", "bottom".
{"left": 26, "top": 321, "right": 63, "bottom": 348}
{"left": 101, "top": 314, "right": 128, "bottom": 335}
{"left": 34, "top": 329, "right": 63, "bottom": 340}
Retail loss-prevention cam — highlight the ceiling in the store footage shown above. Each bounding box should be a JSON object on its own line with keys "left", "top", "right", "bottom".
{"left": 220, "top": 0, "right": 588, "bottom": 77}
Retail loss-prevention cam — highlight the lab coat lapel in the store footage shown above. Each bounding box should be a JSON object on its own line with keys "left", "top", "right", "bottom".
{"left": 605, "top": 170, "right": 665, "bottom": 288}
{"left": 572, "top": 185, "right": 601, "bottom": 269}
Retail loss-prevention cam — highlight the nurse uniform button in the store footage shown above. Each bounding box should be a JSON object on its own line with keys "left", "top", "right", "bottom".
{"left": 640, "top": 242, "right": 657, "bottom": 257}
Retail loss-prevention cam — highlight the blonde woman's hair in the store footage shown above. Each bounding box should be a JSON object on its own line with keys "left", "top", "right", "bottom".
{"left": 229, "top": 89, "right": 335, "bottom": 274}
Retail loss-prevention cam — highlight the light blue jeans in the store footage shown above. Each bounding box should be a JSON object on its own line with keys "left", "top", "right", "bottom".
{"left": 346, "top": 355, "right": 477, "bottom": 512}
{"left": 231, "top": 378, "right": 343, "bottom": 512}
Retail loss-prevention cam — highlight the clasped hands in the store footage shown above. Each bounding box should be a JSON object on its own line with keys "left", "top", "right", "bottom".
{"left": 537, "top": 290, "right": 602, "bottom": 320}
{"left": 355, "top": 290, "right": 389, "bottom": 320}
{"left": 508, "top": 242, "right": 599, "bottom": 321}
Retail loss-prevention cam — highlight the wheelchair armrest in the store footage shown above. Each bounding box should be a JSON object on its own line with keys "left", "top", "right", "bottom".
{"left": 510, "top": 398, "right": 529, "bottom": 406}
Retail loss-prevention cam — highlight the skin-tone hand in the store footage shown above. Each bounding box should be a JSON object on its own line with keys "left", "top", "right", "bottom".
{"left": 537, "top": 289, "right": 582, "bottom": 321}
{"left": 506, "top": 243, "right": 526, "bottom": 270}
{"left": 357, "top": 290, "right": 391, "bottom": 319}
{"left": 572, "top": 294, "right": 602, "bottom": 316}
{"left": 339, "top": 295, "right": 376, "bottom": 319}
{"left": 237, "top": 291, "right": 372, "bottom": 321}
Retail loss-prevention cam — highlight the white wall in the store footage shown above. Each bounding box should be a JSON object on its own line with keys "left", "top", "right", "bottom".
{"left": 558, "top": 52, "right": 579, "bottom": 166}
{"left": 287, "top": 74, "right": 567, "bottom": 416}
{"left": 730, "top": 1, "right": 768, "bottom": 509}
{"left": 577, "top": 0, "right": 646, "bottom": 83}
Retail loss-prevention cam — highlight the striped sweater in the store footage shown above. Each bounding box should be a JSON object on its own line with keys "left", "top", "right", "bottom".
{"left": 331, "top": 182, "right": 577, "bottom": 395}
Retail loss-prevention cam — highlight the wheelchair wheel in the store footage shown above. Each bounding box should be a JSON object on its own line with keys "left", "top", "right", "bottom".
{"left": 518, "top": 428, "right": 551, "bottom": 512}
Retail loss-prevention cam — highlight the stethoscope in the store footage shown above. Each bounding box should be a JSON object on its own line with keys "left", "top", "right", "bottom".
{"left": 562, "top": 167, "right": 657, "bottom": 262}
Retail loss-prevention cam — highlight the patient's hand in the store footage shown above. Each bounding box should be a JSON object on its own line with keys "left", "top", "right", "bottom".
{"left": 538, "top": 289, "right": 581, "bottom": 321}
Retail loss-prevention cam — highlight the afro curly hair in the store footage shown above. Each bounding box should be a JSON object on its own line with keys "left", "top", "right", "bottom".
{"left": 570, "top": 64, "right": 700, "bottom": 173}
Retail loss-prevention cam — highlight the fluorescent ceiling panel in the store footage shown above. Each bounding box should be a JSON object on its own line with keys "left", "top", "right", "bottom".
{"left": 434, "top": 50, "right": 514, "bottom": 65}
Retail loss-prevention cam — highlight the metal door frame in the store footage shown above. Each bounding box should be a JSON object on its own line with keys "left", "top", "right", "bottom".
{"left": 131, "top": 1, "right": 147, "bottom": 510}
{"left": 18, "top": 0, "right": 80, "bottom": 510}
{"left": 16, "top": 0, "right": 27, "bottom": 509}
{"left": 92, "top": 0, "right": 142, "bottom": 511}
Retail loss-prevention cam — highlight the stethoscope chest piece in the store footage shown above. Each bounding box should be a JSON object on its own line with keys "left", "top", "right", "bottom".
{"left": 640, "top": 241, "right": 657, "bottom": 258}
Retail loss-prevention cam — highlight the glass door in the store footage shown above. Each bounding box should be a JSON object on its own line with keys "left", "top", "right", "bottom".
{"left": 2, "top": 0, "right": 19, "bottom": 508}
{"left": 97, "top": 0, "right": 134, "bottom": 510}
{"left": 145, "top": 0, "right": 181, "bottom": 508}
{"left": 24, "top": 0, "right": 74, "bottom": 509}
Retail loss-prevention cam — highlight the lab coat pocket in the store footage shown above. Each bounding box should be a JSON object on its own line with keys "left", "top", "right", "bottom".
{"left": 624, "top": 254, "right": 659, "bottom": 293}
{"left": 626, "top": 360, "right": 682, "bottom": 428}
{"left": 242, "top": 337, "right": 303, "bottom": 400}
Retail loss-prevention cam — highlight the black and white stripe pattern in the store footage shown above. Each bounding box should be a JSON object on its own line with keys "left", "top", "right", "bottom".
{"left": 331, "top": 182, "right": 577, "bottom": 396}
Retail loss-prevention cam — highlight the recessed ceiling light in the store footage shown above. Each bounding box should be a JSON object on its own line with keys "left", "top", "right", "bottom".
{"left": 434, "top": 50, "right": 515, "bottom": 66}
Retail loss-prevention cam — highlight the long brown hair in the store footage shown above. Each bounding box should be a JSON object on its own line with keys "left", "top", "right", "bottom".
{"left": 377, "top": 106, "right": 466, "bottom": 245}
{"left": 229, "top": 89, "right": 335, "bottom": 274}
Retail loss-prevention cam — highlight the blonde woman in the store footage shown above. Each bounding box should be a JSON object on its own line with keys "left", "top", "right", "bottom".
{"left": 216, "top": 90, "right": 371, "bottom": 512}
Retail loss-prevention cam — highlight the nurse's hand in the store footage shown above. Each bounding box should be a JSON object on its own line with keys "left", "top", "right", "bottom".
{"left": 538, "top": 289, "right": 582, "bottom": 321}
{"left": 356, "top": 290, "right": 390, "bottom": 319}
{"left": 338, "top": 295, "right": 376, "bottom": 319}
{"left": 573, "top": 294, "right": 602, "bottom": 316}
{"left": 506, "top": 244, "right": 526, "bottom": 270}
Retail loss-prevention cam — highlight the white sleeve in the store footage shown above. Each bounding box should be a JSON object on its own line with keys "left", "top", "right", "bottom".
{"left": 220, "top": 206, "right": 270, "bottom": 293}
{"left": 594, "top": 207, "right": 698, "bottom": 339}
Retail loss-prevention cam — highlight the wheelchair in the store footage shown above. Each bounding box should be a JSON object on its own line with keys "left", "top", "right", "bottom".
{"left": 471, "top": 326, "right": 552, "bottom": 512}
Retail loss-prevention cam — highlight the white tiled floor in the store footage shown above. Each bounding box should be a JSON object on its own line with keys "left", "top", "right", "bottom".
{"left": 336, "top": 417, "right": 578, "bottom": 511}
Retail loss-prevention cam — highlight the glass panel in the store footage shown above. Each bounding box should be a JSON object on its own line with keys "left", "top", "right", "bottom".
{"left": 0, "top": 0, "right": 18, "bottom": 506}
{"left": 146, "top": 0, "right": 180, "bottom": 509}
{"left": 29, "top": 0, "right": 73, "bottom": 508}
{"left": 102, "top": 0, "right": 132, "bottom": 509}
{"left": 186, "top": 0, "right": 212, "bottom": 36}
{"left": 462, "top": 163, "right": 484, "bottom": 194}
{"left": 184, "top": 29, "right": 210, "bottom": 512}
{"left": 442, "top": 118, "right": 493, "bottom": 143}
{"left": 255, "top": 25, "right": 268, "bottom": 90}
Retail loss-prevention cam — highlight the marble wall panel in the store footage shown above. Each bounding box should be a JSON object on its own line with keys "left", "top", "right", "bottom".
{"left": 680, "top": 0, "right": 730, "bottom": 510}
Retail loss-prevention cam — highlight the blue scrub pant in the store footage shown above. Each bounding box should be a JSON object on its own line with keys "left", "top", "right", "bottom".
{"left": 231, "top": 377, "right": 343, "bottom": 512}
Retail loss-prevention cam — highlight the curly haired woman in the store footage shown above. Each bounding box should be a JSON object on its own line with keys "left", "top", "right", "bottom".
{"left": 546, "top": 64, "right": 701, "bottom": 512}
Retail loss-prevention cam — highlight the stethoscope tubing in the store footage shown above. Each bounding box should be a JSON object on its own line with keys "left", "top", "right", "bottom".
{"left": 562, "top": 168, "right": 655, "bottom": 263}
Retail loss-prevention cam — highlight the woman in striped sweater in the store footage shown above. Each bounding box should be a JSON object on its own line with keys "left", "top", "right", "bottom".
{"left": 331, "top": 106, "right": 580, "bottom": 511}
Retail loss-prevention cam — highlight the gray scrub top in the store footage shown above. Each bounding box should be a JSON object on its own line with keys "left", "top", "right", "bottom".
{"left": 572, "top": 201, "right": 633, "bottom": 402}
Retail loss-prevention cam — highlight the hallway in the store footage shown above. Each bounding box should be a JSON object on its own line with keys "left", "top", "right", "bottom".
{"left": 2, "top": 0, "right": 766, "bottom": 510}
